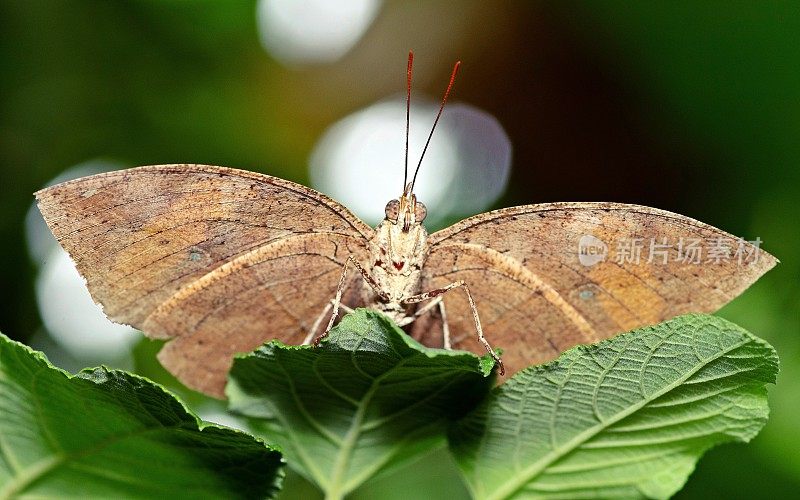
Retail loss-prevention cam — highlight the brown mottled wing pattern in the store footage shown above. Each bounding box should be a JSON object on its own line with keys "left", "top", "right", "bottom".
{"left": 36, "top": 165, "right": 373, "bottom": 396}
{"left": 415, "top": 202, "right": 776, "bottom": 378}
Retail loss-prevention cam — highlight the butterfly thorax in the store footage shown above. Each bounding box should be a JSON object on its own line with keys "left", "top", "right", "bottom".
{"left": 365, "top": 193, "right": 429, "bottom": 321}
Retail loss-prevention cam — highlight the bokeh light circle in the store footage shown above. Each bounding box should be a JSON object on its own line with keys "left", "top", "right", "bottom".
{"left": 309, "top": 98, "right": 512, "bottom": 228}
{"left": 28, "top": 161, "right": 139, "bottom": 363}
{"left": 257, "top": 0, "right": 382, "bottom": 65}
{"left": 36, "top": 248, "right": 139, "bottom": 360}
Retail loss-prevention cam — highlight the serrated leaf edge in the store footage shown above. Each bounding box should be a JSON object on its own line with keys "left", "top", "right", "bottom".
{"left": 462, "top": 315, "right": 777, "bottom": 500}
{"left": 0, "top": 332, "right": 283, "bottom": 498}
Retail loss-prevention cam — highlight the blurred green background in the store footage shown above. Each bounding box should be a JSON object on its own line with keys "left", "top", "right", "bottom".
{"left": 1, "top": 1, "right": 797, "bottom": 498}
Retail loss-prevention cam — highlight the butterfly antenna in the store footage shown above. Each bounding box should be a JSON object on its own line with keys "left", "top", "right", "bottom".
{"left": 410, "top": 59, "right": 460, "bottom": 192}
{"left": 403, "top": 50, "right": 413, "bottom": 192}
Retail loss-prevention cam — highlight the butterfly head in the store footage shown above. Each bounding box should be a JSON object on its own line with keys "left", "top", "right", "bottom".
{"left": 388, "top": 51, "right": 454, "bottom": 234}
{"left": 385, "top": 183, "right": 427, "bottom": 232}
{"left": 374, "top": 183, "right": 428, "bottom": 281}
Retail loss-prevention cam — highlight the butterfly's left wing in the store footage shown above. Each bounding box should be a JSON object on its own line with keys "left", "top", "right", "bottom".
{"left": 36, "top": 165, "right": 373, "bottom": 396}
{"left": 414, "top": 202, "right": 776, "bottom": 377}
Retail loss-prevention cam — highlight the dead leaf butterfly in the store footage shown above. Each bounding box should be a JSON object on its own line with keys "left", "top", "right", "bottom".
{"left": 37, "top": 52, "right": 775, "bottom": 397}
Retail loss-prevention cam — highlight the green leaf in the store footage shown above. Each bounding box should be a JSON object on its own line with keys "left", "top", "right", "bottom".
{"left": 449, "top": 314, "right": 778, "bottom": 500}
{"left": 0, "top": 332, "right": 284, "bottom": 499}
{"left": 227, "top": 309, "right": 495, "bottom": 499}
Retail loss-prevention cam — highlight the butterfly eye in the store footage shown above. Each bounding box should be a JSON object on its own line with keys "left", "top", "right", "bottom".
{"left": 414, "top": 201, "right": 427, "bottom": 222}
{"left": 385, "top": 200, "right": 400, "bottom": 222}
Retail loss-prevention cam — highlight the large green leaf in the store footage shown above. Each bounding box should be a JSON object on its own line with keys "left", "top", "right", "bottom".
{"left": 449, "top": 314, "right": 778, "bottom": 500}
{"left": 227, "top": 309, "right": 495, "bottom": 499}
{"left": 0, "top": 332, "right": 284, "bottom": 499}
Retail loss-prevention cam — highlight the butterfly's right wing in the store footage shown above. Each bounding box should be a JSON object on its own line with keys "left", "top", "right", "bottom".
{"left": 37, "top": 164, "right": 373, "bottom": 396}
{"left": 416, "top": 202, "right": 776, "bottom": 378}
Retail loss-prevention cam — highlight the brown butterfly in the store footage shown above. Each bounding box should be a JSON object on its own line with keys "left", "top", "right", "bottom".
{"left": 36, "top": 54, "right": 776, "bottom": 397}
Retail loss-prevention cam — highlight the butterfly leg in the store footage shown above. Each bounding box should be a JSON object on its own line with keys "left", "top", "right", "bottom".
{"left": 439, "top": 300, "right": 451, "bottom": 350}
{"left": 397, "top": 296, "right": 442, "bottom": 326}
{"left": 397, "top": 298, "right": 451, "bottom": 349}
{"left": 312, "top": 255, "right": 388, "bottom": 346}
{"left": 302, "top": 302, "right": 333, "bottom": 345}
{"left": 334, "top": 301, "right": 355, "bottom": 314}
{"left": 304, "top": 300, "right": 356, "bottom": 345}
{"left": 402, "top": 281, "right": 504, "bottom": 375}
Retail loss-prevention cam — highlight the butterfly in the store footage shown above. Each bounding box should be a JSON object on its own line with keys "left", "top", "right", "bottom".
{"left": 36, "top": 54, "right": 776, "bottom": 397}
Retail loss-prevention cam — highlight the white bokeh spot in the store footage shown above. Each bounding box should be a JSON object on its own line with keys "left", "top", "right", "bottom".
{"left": 310, "top": 98, "right": 512, "bottom": 227}
{"left": 29, "top": 160, "right": 138, "bottom": 363}
{"left": 310, "top": 99, "right": 458, "bottom": 226}
{"left": 36, "top": 248, "right": 139, "bottom": 360}
{"left": 257, "top": 0, "right": 381, "bottom": 65}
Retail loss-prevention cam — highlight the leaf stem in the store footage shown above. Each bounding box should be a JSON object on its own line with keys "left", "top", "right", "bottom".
{"left": 324, "top": 381, "right": 379, "bottom": 500}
